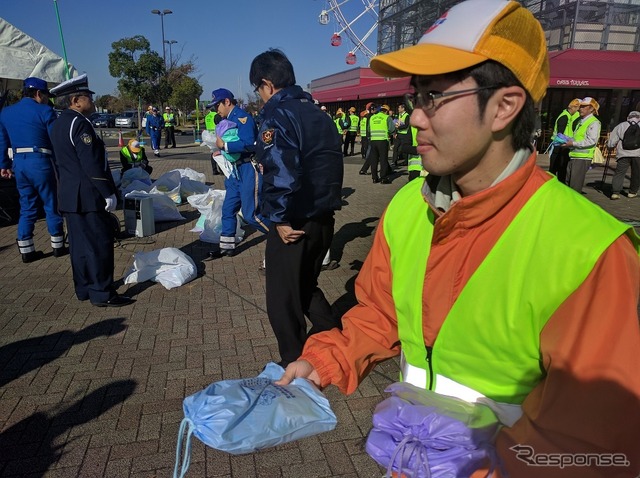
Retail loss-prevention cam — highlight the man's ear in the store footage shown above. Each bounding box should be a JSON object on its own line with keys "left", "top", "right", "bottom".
{"left": 490, "top": 86, "right": 526, "bottom": 133}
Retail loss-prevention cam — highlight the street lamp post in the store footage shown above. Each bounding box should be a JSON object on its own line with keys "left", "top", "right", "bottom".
{"left": 164, "top": 40, "right": 177, "bottom": 68}
{"left": 151, "top": 9, "right": 173, "bottom": 70}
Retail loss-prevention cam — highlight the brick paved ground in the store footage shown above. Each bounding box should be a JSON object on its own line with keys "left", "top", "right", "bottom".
{"left": 0, "top": 139, "right": 637, "bottom": 477}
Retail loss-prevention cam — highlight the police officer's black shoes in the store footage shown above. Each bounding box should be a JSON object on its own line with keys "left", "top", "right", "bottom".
{"left": 53, "top": 247, "right": 69, "bottom": 258}
{"left": 380, "top": 178, "right": 392, "bottom": 184}
{"left": 21, "top": 251, "right": 44, "bottom": 263}
{"left": 92, "top": 295, "right": 135, "bottom": 308}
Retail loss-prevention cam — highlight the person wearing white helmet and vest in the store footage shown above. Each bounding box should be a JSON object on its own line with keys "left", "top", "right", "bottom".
{"left": 562, "top": 96, "right": 601, "bottom": 193}
{"left": 276, "top": 1, "right": 639, "bottom": 476}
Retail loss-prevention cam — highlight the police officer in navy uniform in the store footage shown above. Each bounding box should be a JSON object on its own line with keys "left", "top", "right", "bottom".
{"left": 208, "top": 88, "right": 270, "bottom": 257}
{"left": 49, "top": 75, "right": 133, "bottom": 307}
{"left": 0, "top": 77, "right": 67, "bottom": 263}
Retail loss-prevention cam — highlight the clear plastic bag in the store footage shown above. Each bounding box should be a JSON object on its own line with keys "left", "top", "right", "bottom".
{"left": 173, "top": 363, "right": 337, "bottom": 477}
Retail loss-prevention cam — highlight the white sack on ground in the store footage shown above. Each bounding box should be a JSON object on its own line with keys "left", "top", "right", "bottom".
{"left": 124, "top": 247, "right": 197, "bottom": 290}
{"left": 150, "top": 170, "right": 182, "bottom": 204}
{"left": 170, "top": 168, "right": 206, "bottom": 183}
{"left": 187, "top": 189, "right": 243, "bottom": 243}
{"left": 121, "top": 168, "right": 152, "bottom": 190}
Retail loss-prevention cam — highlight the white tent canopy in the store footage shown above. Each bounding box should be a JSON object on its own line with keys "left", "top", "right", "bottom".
{"left": 0, "top": 17, "right": 77, "bottom": 93}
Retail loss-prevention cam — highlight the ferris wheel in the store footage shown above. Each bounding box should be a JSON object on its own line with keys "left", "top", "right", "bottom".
{"left": 318, "top": 0, "right": 380, "bottom": 65}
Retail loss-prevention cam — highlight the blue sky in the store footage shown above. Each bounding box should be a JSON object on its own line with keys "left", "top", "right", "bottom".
{"left": 1, "top": 0, "right": 379, "bottom": 102}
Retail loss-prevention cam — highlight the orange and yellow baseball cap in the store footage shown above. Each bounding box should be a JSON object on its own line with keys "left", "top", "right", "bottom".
{"left": 579, "top": 97, "right": 600, "bottom": 114}
{"left": 369, "top": 0, "right": 549, "bottom": 103}
{"left": 568, "top": 98, "right": 581, "bottom": 108}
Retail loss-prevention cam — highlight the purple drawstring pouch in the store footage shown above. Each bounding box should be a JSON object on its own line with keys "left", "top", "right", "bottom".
{"left": 366, "top": 382, "right": 501, "bottom": 478}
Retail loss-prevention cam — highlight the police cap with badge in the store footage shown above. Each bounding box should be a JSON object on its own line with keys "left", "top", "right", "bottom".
{"left": 49, "top": 74, "right": 95, "bottom": 97}
{"left": 206, "top": 88, "right": 234, "bottom": 109}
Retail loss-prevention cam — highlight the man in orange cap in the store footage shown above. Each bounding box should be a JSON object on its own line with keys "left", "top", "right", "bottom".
{"left": 120, "top": 139, "right": 152, "bottom": 175}
{"left": 562, "top": 96, "right": 601, "bottom": 193}
{"left": 548, "top": 98, "right": 580, "bottom": 183}
{"left": 276, "top": 1, "right": 639, "bottom": 476}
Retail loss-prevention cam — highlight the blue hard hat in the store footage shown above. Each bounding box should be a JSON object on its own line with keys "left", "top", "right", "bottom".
{"left": 23, "top": 77, "right": 50, "bottom": 94}
{"left": 210, "top": 88, "right": 234, "bottom": 108}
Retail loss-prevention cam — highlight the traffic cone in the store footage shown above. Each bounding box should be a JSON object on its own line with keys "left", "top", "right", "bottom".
{"left": 118, "top": 130, "right": 124, "bottom": 148}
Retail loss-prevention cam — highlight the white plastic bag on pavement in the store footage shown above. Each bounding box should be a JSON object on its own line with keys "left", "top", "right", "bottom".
{"left": 150, "top": 170, "right": 182, "bottom": 204}
{"left": 124, "top": 247, "right": 197, "bottom": 290}
{"left": 170, "top": 168, "right": 206, "bottom": 183}
{"left": 126, "top": 190, "right": 184, "bottom": 222}
{"left": 179, "top": 177, "right": 211, "bottom": 201}
{"left": 187, "top": 189, "right": 243, "bottom": 243}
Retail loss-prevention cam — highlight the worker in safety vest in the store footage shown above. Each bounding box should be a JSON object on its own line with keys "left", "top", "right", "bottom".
{"left": 119, "top": 139, "right": 152, "bottom": 175}
{"left": 366, "top": 104, "right": 395, "bottom": 183}
{"left": 276, "top": 1, "right": 640, "bottom": 476}
{"left": 359, "top": 103, "right": 371, "bottom": 160}
{"left": 548, "top": 98, "right": 580, "bottom": 183}
{"left": 562, "top": 96, "right": 601, "bottom": 194}
{"left": 391, "top": 103, "right": 411, "bottom": 167}
{"left": 343, "top": 106, "right": 359, "bottom": 156}
{"left": 163, "top": 106, "right": 177, "bottom": 149}
{"left": 405, "top": 125, "right": 425, "bottom": 182}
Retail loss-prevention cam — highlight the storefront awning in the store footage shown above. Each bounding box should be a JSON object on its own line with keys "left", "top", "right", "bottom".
{"left": 312, "top": 77, "right": 411, "bottom": 103}
{"left": 548, "top": 49, "right": 640, "bottom": 90}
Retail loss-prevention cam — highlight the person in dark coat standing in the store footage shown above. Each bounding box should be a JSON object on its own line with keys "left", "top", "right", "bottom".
{"left": 250, "top": 49, "right": 344, "bottom": 367}
{"left": 49, "top": 75, "right": 133, "bottom": 308}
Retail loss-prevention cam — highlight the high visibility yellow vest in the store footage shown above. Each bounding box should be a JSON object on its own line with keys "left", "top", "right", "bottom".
{"left": 334, "top": 117, "right": 343, "bottom": 133}
{"left": 569, "top": 115, "right": 600, "bottom": 160}
{"left": 384, "top": 175, "right": 638, "bottom": 414}
{"left": 552, "top": 109, "right": 579, "bottom": 137}
{"left": 163, "top": 112, "right": 175, "bottom": 128}
{"left": 359, "top": 116, "right": 368, "bottom": 136}
{"left": 205, "top": 112, "right": 216, "bottom": 132}
{"left": 348, "top": 114, "right": 359, "bottom": 132}
{"left": 397, "top": 111, "right": 410, "bottom": 135}
{"left": 120, "top": 146, "right": 145, "bottom": 166}
{"left": 369, "top": 112, "right": 389, "bottom": 141}
{"left": 407, "top": 126, "right": 422, "bottom": 172}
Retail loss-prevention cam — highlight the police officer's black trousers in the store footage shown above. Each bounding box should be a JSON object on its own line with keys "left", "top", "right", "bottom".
{"left": 265, "top": 213, "right": 342, "bottom": 365}
{"left": 64, "top": 211, "right": 115, "bottom": 304}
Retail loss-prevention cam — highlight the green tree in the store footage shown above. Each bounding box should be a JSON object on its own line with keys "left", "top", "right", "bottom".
{"left": 108, "top": 36, "right": 169, "bottom": 106}
{"left": 169, "top": 75, "right": 203, "bottom": 125}
{"left": 94, "top": 94, "right": 119, "bottom": 112}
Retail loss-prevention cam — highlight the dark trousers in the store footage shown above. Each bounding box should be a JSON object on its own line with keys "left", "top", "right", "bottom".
{"left": 549, "top": 147, "right": 570, "bottom": 184}
{"left": 392, "top": 133, "right": 411, "bottom": 166}
{"left": 343, "top": 132, "right": 357, "bottom": 156}
{"left": 360, "top": 137, "right": 369, "bottom": 159}
{"left": 64, "top": 210, "right": 115, "bottom": 304}
{"left": 164, "top": 126, "right": 176, "bottom": 148}
{"left": 265, "top": 214, "right": 341, "bottom": 365}
{"left": 369, "top": 140, "right": 391, "bottom": 181}
{"left": 611, "top": 156, "right": 640, "bottom": 194}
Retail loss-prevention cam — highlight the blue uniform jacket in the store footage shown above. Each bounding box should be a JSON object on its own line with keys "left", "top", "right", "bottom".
{"left": 50, "top": 109, "right": 117, "bottom": 213}
{"left": 226, "top": 105, "right": 257, "bottom": 160}
{"left": 0, "top": 98, "right": 57, "bottom": 169}
{"left": 255, "top": 85, "right": 344, "bottom": 223}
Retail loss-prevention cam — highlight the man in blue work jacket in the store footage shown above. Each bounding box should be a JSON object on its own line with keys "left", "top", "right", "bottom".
{"left": 208, "top": 88, "right": 270, "bottom": 257}
{"left": 0, "top": 77, "right": 66, "bottom": 263}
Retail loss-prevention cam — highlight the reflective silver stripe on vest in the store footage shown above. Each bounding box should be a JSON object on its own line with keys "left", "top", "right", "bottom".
{"left": 400, "top": 351, "right": 523, "bottom": 427}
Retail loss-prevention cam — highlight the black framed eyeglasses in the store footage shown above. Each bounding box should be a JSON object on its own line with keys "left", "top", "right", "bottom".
{"left": 253, "top": 82, "right": 265, "bottom": 93}
{"left": 404, "top": 86, "right": 500, "bottom": 113}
